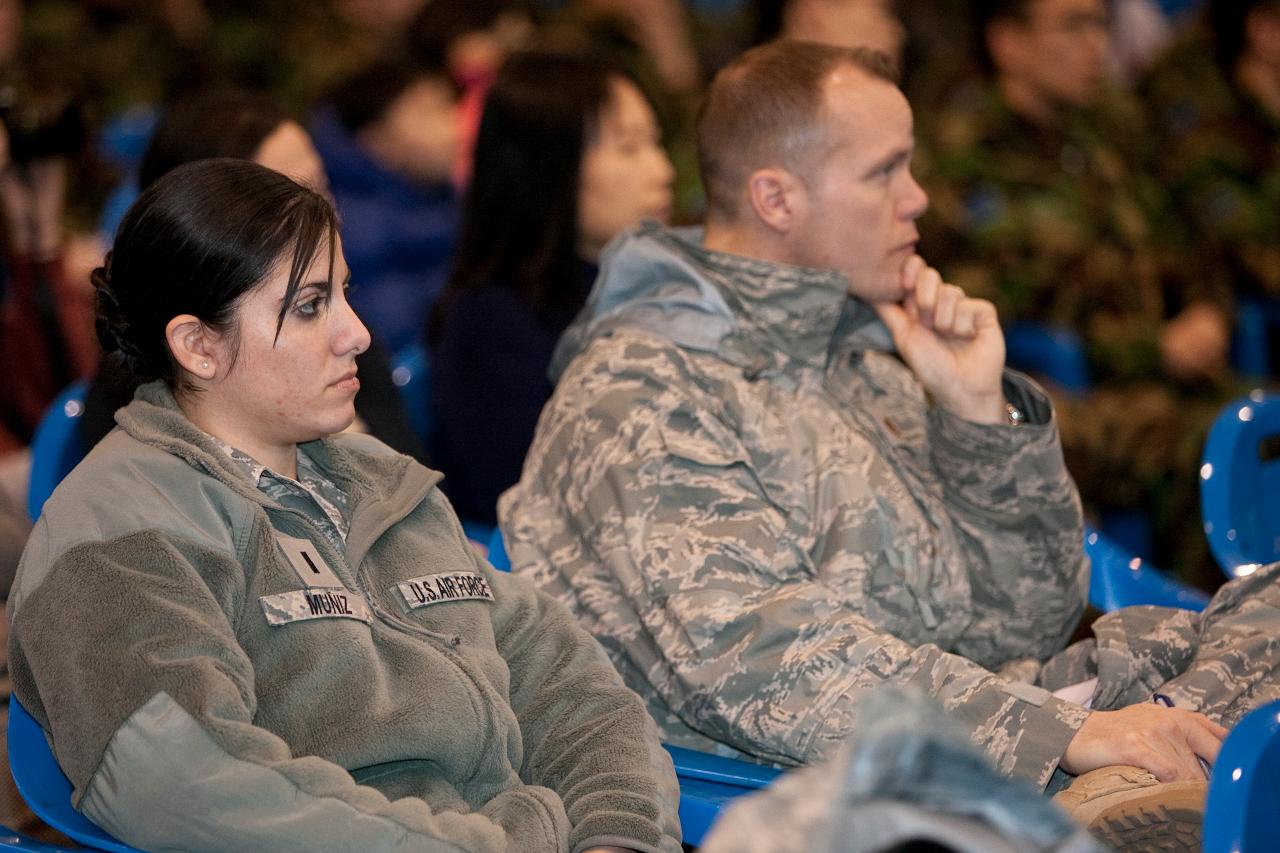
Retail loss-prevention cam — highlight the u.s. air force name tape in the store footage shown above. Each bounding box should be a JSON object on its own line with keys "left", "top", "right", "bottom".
{"left": 392, "top": 571, "right": 495, "bottom": 612}
{"left": 260, "top": 587, "right": 372, "bottom": 626}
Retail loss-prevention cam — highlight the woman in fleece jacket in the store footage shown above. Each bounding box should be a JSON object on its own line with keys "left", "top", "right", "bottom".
{"left": 7, "top": 158, "right": 682, "bottom": 853}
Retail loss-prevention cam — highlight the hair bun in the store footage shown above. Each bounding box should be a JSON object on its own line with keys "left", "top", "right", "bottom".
{"left": 92, "top": 259, "right": 151, "bottom": 376}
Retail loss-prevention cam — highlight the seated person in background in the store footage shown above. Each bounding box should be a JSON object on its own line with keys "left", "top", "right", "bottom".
{"left": 918, "top": 0, "right": 1239, "bottom": 584}
{"left": 309, "top": 60, "right": 460, "bottom": 355}
{"left": 406, "top": 0, "right": 537, "bottom": 185}
{"left": 502, "top": 40, "right": 1280, "bottom": 849}
{"left": 8, "top": 158, "right": 682, "bottom": 853}
{"left": 1142, "top": 0, "right": 1280, "bottom": 367}
{"left": 429, "top": 50, "right": 673, "bottom": 525}
{"left": 80, "top": 91, "right": 424, "bottom": 463}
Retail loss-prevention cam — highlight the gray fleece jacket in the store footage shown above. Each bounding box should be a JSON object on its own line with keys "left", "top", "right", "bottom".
{"left": 9, "top": 381, "right": 682, "bottom": 853}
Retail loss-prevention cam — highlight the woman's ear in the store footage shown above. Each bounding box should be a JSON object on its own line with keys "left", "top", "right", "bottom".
{"left": 165, "top": 315, "right": 221, "bottom": 382}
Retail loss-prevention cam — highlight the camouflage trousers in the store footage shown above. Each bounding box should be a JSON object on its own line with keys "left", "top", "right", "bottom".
{"left": 1030, "top": 560, "right": 1280, "bottom": 728}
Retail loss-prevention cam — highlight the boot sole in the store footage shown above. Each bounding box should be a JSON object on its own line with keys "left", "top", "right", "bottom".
{"left": 1089, "top": 799, "right": 1202, "bottom": 852}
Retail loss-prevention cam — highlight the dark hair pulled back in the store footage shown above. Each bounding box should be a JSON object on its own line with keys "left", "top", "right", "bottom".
{"left": 94, "top": 158, "right": 338, "bottom": 389}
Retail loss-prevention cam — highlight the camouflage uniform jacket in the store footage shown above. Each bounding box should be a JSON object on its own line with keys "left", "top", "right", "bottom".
{"left": 501, "top": 223, "right": 1091, "bottom": 788}
{"left": 1141, "top": 31, "right": 1280, "bottom": 302}
{"left": 918, "top": 85, "right": 1223, "bottom": 383}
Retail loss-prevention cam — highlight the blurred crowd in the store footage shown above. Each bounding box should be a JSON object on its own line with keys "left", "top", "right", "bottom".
{"left": 0, "top": 0, "right": 1276, "bottom": 610}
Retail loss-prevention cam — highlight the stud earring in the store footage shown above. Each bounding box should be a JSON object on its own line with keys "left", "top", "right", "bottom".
{"left": 201, "top": 361, "right": 209, "bottom": 369}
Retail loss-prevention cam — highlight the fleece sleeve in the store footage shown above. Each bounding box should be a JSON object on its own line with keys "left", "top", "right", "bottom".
{"left": 485, "top": 561, "right": 683, "bottom": 853}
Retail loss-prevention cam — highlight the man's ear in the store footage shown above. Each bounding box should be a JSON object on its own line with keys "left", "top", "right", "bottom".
{"left": 165, "top": 314, "right": 222, "bottom": 382}
{"left": 745, "top": 166, "right": 807, "bottom": 235}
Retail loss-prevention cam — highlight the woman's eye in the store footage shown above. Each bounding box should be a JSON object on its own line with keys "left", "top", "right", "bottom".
{"left": 294, "top": 296, "right": 327, "bottom": 317}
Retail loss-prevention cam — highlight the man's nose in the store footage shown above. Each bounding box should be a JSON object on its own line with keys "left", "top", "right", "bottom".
{"left": 899, "top": 173, "right": 929, "bottom": 220}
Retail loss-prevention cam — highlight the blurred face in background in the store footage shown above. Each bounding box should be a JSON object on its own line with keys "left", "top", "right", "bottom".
{"left": 360, "top": 76, "right": 460, "bottom": 186}
{"left": 331, "top": 0, "right": 428, "bottom": 38}
{"left": 254, "top": 121, "right": 331, "bottom": 198}
{"left": 576, "top": 77, "right": 675, "bottom": 259}
{"left": 990, "top": 0, "right": 1111, "bottom": 112}
{"left": 0, "top": 0, "right": 20, "bottom": 67}
{"left": 783, "top": 0, "right": 906, "bottom": 66}
{"left": 1245, "top": 3, "right": 1280, "bottom": 70}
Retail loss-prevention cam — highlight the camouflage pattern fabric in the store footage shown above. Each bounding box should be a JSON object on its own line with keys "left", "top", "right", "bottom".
{"left": 701, "top": 688, "right": 1104, "bottom": 853}
{"left": 502, "top": 224, "right": 1092, "bottom": 788}
{"left": 917, "top": 84, "right": 1241, "bottom": 581}
{"left": 1041, "top": 560, "right": 1280, "bottom": 729}
{"left": 1141, "top": 30, "right": 1280, "bottom": 305}
{"left": 502, "top": 224, "right": 1280, "bottom": 792}
{"left": 208, "top": 436, "right": 351, "bottom": 554}
{"left": 918, "top": 83, "right": 1218, "bottom": 376}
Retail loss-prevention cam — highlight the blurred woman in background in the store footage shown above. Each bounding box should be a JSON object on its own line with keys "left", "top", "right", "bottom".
{"left": 429, "top": 50, "right": 673, "bottom": 525}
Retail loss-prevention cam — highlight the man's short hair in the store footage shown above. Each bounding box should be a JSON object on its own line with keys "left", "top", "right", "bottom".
{"left": 697, "top": 40, "right": 898, "bottom": 223}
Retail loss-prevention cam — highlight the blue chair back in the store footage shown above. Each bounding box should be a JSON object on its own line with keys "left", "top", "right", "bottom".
{"left": 1004, "top": 322, "right": 1091, "bottom": 395}
{"left": 1084, "top": 524, "right": 1208, "bottom": 612}
{"left": 663, "top": 745, "right": 780, "bottom": 846}
{"left": 7, "top": 696, "right": 143, "bottom": 852}
{"left": 1201, "top": 391, "right": 1280, "bottom": 578}
{"left": 1204, "top": 699, "right": 1280, "bottom": 853}
{"left": 390, "top": 342, "right": 432, "bottom": 452}
{"left": 0, "top": 826, "right": 79, "bottom": 851}
{"left": 1231, "top": 298, "right": 1280, "bottom": 378}
{"left": 26, "top": 381, "right": 88, "bottom": 522}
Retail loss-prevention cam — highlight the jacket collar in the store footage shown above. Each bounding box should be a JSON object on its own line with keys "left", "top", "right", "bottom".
{"left": 551, "top": 223, "right": 893, "bottom": 381}
{"left": 115, "top": 381, "right": 437, "bottom": 515}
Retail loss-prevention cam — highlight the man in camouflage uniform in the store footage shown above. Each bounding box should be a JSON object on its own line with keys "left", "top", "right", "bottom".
{"left": 1142, "top": 0, "right": 1280, "bottom": 363}
{"left": 918, "top": 0, "right": 1240, "bottom": 585}
{"left": 501, "top": 39, "right": 1280, "bottom": 849}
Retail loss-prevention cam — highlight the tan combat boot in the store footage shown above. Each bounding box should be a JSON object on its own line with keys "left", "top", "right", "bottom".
{"left": 1052, "top": 765, "right": 1206, "bottom": 852}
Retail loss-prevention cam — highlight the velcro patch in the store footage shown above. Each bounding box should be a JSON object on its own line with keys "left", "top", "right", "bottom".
{"left": 393, "top": 571, "right": 495, "bottom": 612}
{"left": 274, "top": 533, "right": 344, "bottom": 588}
{"left": 260, "top": 587, "right": 372, "bottom": 626}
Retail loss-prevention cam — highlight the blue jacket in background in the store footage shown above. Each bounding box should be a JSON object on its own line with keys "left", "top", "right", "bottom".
{"left": 310, "top": 106, "right": 458, "bottom": 354}
{"left": 430, "top": 265, "right": 596, "bottom": 524}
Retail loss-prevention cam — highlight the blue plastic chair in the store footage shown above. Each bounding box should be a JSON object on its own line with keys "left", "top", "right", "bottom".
{"left": 1201, "top": 391, "right": 1280, "bottom": 579}
{"left": 0, "top": 827, "right": 78, "bottom": 852}
{"left": 485, "top": 527, "right": 783, "bottom": 844}
{"left": 1203, "top": 699, "right": 1280, "bottom": 853}
{"left": 7, "top": 696, "right": 143, "bottom": 852}
{"left": 486, "top": 525, "right": 511, "bottom": 571}
{"left": 1084, "top": 523, "right": 1208, "bottom": 612}
{"left": 1231, "top": 298, "right": 1280, "bottom": 379}
{"left": 1004, "top": 321, "right": 1091, "bottom": 396}
{"left": 662, "top": 744, "right": 781, "bottom": 845}
{"left": 390, "top": 342, "right": 433, "bottom": 453}
{"left": 25, "top": 381, "right": 88, "bottom": 522}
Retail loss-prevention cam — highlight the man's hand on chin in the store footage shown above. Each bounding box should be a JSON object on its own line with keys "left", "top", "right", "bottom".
{"left": 873, "top": 255, "right": 1008, "bottom": 425}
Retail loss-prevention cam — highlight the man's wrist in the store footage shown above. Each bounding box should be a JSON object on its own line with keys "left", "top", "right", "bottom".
{"left": 937, "top": 391, "right": 1007, "bottom": 425}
